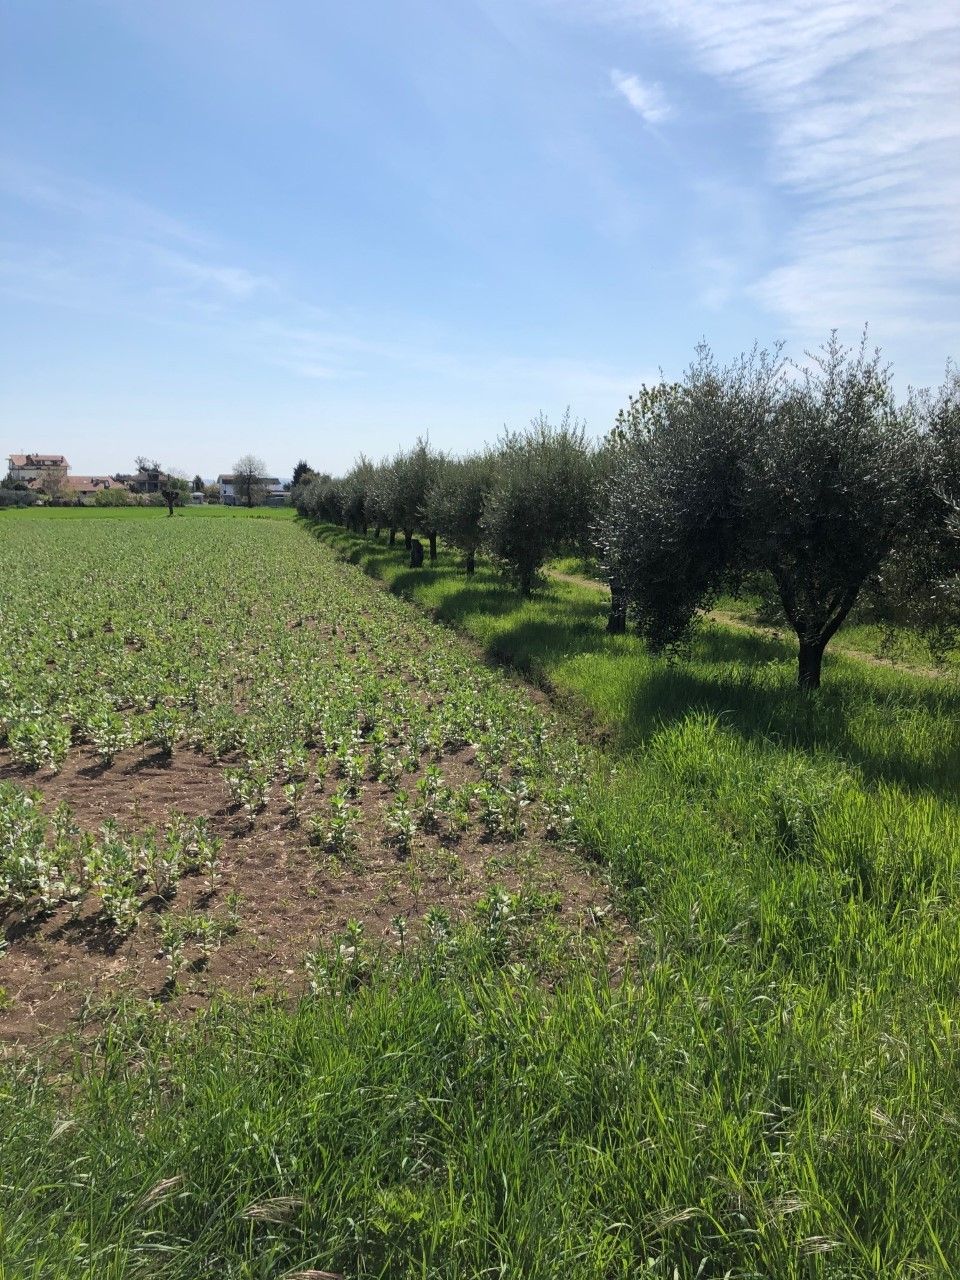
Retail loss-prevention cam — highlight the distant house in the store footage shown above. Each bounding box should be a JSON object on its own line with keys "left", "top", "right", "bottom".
{"left": 118, "top": 466, "right": 169, "bottom": 495}
{"left": 217, "top": 474, "right": 283, "bottom": 506}
{"left": 7, "top": 454, "right": 69, "bottom": 489}
{"left": 64, "top": 475, "right": 129, "bottom": 503}
{"left": 190, "top": 491, "right": 206, "bottom": 505}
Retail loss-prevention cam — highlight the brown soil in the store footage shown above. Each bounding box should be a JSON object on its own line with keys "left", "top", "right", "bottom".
{"left": 0, "top": 742, "right": 621, "bottom": 1053}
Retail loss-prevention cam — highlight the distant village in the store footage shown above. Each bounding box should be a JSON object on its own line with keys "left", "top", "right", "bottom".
{"left": 1, "top": 454, "right": 290, "bottom": 507}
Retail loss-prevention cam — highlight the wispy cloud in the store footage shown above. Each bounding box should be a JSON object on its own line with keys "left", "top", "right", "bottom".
{"left": 151, "top": 249, "right": 273, "bottom": 300}
{"left": 0, "top": 158, "right": 206, "bottom": 247}
{"left": 0, "top": 160, "right": 647, "bottom": 411}
{"left": 574, "top": 2, "right": 960, "bottom": 343}
{"left": 609, "top": 69, "right": 671, "bottom": 123}
{"left": 0, "top": 160, "right": 277, "bottom": 316}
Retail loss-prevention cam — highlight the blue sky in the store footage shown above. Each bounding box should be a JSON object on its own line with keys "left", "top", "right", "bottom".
{"left": 2, "top": 0, "right": 959, "bottom": 478}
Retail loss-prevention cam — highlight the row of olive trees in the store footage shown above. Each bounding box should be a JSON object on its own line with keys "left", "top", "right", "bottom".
{"left": 294, "top": 334, "right": 960, "bottom": 689}
{"left": 294, "top": 411, "right": 597, "bottom": 596}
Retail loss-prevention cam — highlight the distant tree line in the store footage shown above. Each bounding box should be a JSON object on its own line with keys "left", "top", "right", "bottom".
{"left": 293, "top": 333, "right": 960, "bottom": 689}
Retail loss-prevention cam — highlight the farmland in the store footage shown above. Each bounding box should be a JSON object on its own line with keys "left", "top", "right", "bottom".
{"left": 2, "top": 507, "right": 960, "bottom": 1277}
{"left": 0, "top": 508, "right": 608, "bottom": 1038}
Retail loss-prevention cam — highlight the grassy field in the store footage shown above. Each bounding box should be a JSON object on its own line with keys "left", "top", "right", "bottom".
{"left": 1, "top": 509, "right": 959, "bottom": 1278}
{"left": 0, "top": 502, "right": 296, "bottom": 520}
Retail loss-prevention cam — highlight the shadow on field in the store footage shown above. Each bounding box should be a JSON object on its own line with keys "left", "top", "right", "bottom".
{"left": 622, "top": 662, "right": 960, "bottom": 795}
{"left": 305, "top": 522, "right": 960, "bottom": 797}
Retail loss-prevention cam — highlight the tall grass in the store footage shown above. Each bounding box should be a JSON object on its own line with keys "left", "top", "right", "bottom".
{"left": 3, "top": 920, "right": 959, "bottom": 1279}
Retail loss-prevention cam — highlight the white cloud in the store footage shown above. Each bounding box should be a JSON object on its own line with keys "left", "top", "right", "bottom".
{"left": 152, "top": 249, "right": 273, "bottom": 299}
{"left": 0, "top": 158, "right": 206, "bottom": 247}
{"left": 0, "top": 162, "right": 276, "bottom": 313}
{"left": 609, "top": 68, "right": 671, "bottom": 123}
{"left": 575, "top": 3, "right": 960, "bottom": 346}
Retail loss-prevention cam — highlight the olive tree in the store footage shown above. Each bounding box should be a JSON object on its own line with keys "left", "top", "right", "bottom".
{"left": 866, "top": 365, "right": 960, "bottom": 658}
{"left": 744, "top": 335, "right": 928, "bottom": 688}
{"left": 386, "top": 440, "right": 445, "bottom": 557}
{"left": 424, "top": 452, "right": 494, "bottom": 573}
{"left": 341, "top": 456, "right": 376, "bottom": 534}
{"left": 292, "top": 472, "right": 335, "bottom": 521}
{"left": 364, "top": 460, "right": 394, "bottom": 540}
{"left": 595, "top": 384, "right": 682, "bottom": 635}
{"left": 483, "top": 412, "right": 595, "bottom": 596}
{"left": 605, "top": 335, "right": 931, "bottom": 689}
{"left": 604, "top": 354, "right": 755, "bottom": 651}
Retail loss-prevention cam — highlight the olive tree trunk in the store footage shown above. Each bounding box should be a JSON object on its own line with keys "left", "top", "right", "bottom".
{"left": 797, "top": 639, "right": 827, "bottom": 690}
{"left": 607, "top": 582, "right": 627, "bottom": 634}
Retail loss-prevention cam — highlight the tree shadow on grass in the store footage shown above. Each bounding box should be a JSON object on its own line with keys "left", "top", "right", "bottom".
{"left": 626, "top": 660, "right": 960, "bottom": 797}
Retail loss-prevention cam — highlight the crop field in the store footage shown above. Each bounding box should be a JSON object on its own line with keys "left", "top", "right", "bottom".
{"left": 0, "top": 510, "right": 611, "bottom": 1040}
{"left": 2, "top": 509, "right": 960, "bottom": 1278}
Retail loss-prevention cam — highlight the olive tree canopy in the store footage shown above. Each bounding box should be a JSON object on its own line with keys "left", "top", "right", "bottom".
{"left": 483, "top": 411, "right": 595, "bottom": 596}
{"left": 424, "top": 452, "right": 494, "bottom": 574}
{"left": 603, "top": 335, "right": 931, "bottom": 688}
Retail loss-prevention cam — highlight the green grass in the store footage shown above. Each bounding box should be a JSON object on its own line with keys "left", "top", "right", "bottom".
{"left": 3, "top": 514, "right": 960, "bottom": 1278}
{"left": 314, "top": 525, "right": 960, "bottom": 787}
{"left": 5, "top": 922, "right": 958, "bottom": 1280}
{"left": 0, "top": 502, "right": 295, "bottom": 520}
{"left": 711, "top": 592, "right": 956, "bottom": 672}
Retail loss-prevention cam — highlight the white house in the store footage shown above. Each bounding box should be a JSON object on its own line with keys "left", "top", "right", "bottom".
{"left": 217, "top": 473, "right": 283, "bottom": 505}
{"left": 7, "top": 454, "right": 69, "bottom": 488}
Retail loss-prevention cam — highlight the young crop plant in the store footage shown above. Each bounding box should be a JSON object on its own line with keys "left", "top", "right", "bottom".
{"left": 135, "top": 813, "right": 196, "bottom": 897}
{"left": 182, "top": 816, "right": 223, "bottom": 881}
{"left": 7, "top": 717, "right": 72, "bottom": 774}
{"left": 374, "top": 746, "right": 404, "bottom": 788}
{"left": 0, "top": 784, "right": 69, "bottom": 910}
{"left": 48, "top": 801, "right": 88, "bottom": 904}
{"left": 337, "top": 746, "right": 365, "bottom": 795}
{"left": 476, "top": 782, "right": 527, "bottom": 842}
{"left": 475, "top": 886, "right": 518, "bottom": 962}
{"left": 542, "top": 783, "right": 578, "bottom": 846}
{"left": 159, "top": 910, "right": 237, "bottom": 983}
{"left": 498, "top": 777, "right": 531, "bottom": 840}
{"left": 196, "top": 707, "right": 246, "bottom": 759}
{"left": 447, "top": 783, "right": 474, "bottom": 836}
{"left": 145, "top": 707, "right": 182, "bottom": 756}
{"left": 305, "top": 918, "right": 372, "bottom": 996}
{"left": 277, "top": 744, "right": 309, "bottom": 783}
{"left": 223, "top": 763, "right": 269, "bottom": 826}
{"left": 310, "top": 785, "right": 361, "bottom": 862}
{"left": 384, "top": 790, "right": 416, "bottom": 855}
{"left": 138, "top": 827, "right": 166, "bottom": 898}
{"left": 416, "top": 766, "right": 453, "bottom": 832}
{"left": 368, "top": 728, "right": 388, "bottom": 779}
{"left": 282, "top": 778, "right": 306, "bottom": 823}
{"left": 85, "top": 709, "right": 133, "bottom": 767}
{"left": 90, "top": 823, "right": 139, "bottom": 935}
{"left": 159, "top": 913, "right": 188, "bottom": 981}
